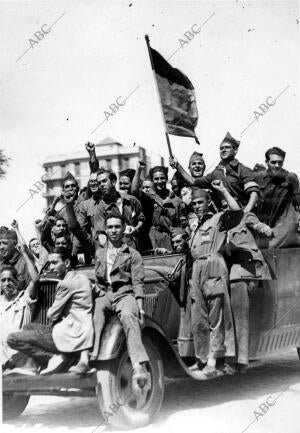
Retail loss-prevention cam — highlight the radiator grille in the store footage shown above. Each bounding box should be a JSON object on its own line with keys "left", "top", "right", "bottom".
{"left": 32, "top": 280, "right": 57, "bottom": 325}
{"left": 144, "top": 293, "right": 158, "bottom": 318}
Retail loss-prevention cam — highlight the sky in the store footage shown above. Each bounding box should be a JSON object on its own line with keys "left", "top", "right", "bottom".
{"left": 0, "top": 0, "right": 299, "bottom": 239}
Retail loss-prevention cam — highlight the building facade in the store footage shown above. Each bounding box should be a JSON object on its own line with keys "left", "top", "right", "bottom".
{"left": 42, "top": 137, "right": 164, "bottom": 207}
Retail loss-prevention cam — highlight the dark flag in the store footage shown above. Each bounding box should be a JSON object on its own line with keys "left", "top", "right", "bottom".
{"left": 150, "top": 47, "right": 199, "bottom": 144}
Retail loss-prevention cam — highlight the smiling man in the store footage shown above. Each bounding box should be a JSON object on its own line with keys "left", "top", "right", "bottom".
{"left": 92, "top": 212, "right": 149, "bottom": 393}
{"left": 255, "top": 146, "right": 300, "bottom": 248}
{"left": 170, "top": 133, "right": 259, "bottom": 212}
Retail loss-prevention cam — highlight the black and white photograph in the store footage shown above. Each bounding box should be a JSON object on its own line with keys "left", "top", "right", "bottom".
{"left": 1, "top": 1, "right": 300, "bottom": 432}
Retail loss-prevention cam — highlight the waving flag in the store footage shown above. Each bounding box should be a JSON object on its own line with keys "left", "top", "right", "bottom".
{"left": 147, "top": 41, "right": 199, "bottom": 144}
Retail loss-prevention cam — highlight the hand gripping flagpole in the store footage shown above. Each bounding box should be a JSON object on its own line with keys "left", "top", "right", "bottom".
{"left": 145, "top": 34, "right": 173, "bottom": 159}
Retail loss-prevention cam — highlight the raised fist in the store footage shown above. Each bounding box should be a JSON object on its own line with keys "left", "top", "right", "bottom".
{"left": 85, "top": 142, "right": 95, "bottom": 153}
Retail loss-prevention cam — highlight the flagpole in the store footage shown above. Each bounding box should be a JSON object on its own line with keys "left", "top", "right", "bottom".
{"left": 145, "top": 34, "right": 173, "bottom": 159}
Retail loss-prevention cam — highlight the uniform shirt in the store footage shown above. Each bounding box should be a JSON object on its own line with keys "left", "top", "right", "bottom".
{"left": 194, "top": 159, "right": 259, "bottom": 208}
{"left": 190, "top": 211, "right": 243, "bottom": 259}
{"left": 1, "top": 287, "right": 36, "bottom": 364}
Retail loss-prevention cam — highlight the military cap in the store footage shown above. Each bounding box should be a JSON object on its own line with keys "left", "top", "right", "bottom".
{"left": 62, "top": 171, "right": 78, "bottom": 187}
{"left": 189, "top": 151, "right": 204, "bottom": 165}
{"left": 191, "top": 187, "right": 209, "bottom": 200}
{"left": 221, "top": 132, "right": 240, "bottom": 149}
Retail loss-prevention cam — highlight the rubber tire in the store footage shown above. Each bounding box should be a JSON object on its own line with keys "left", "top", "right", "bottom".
{"left": 297, "top": 348, "right": 300, "bottom": 359}
{"left": 96, "top": 336, "right": 165, "bottom": 429}
{"left": 3, "top": 393, "right": 30, "bottom": 421}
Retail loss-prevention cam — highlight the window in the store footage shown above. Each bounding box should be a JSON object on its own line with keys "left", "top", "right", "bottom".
{"left": 74, "top": 162, "right": 80, "bottom": 176}
{"left": 60, "top": 164, "right": 66, "bottom": 177}
{"left": 122, "top": 158, "right": 129, "bottom": 169}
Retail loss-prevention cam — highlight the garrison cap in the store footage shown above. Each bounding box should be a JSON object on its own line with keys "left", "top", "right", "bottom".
{"left": 191, "top": 187, "right": 209, "bottom": 200}
{"left": 1, "top": 229, "right": 18, "bottom": 242}
{"left": 62, "top": 171, "right": 78, "bottom": 187}
{"left": 189, "top": 151, "right": 204, "bottom": 165}
{"left": 221, "top": 132, "right": 240, "bottom": 149}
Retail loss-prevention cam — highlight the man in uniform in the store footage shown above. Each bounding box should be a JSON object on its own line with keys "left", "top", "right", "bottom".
{"left": 188, "top": 181, "right": 240, "bottom": 378}
{"left": 170, "top": 132, "right": 259, "bottom": 212}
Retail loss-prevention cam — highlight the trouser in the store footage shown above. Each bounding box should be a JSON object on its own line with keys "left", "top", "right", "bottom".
{"left": 91, "top": 293, "right": 149, "bottom": 365}
{"left": 190, "top": 255, "right": 231, "bottom": 364}
{"left": 230, "top": 280, "right": 255, "bottom": 365}
{"left": 191, "top": 293, "right": 225, "bottom": 364}
{"left": 7, "top": 323, "right": 60, "bottom": 369}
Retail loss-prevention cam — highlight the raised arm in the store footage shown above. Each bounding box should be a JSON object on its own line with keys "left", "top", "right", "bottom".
{"left": 86, "top": 142, "right": 99, "bottom": 173}
{"left": 11, "top": 220, "right": 39, "bottom": 299}
{"left": 169, "top": 157, "right": 195, "bottom": 186}
{"left": 211, "top": 180, "right": 241, "bottom": 211}
{"left": 131, "top": 160, "right": 146, "bottom": 197}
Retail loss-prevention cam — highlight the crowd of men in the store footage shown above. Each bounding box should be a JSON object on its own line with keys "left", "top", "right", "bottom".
{"left": 1, "top": 132, "right": 300, "bottom": 385}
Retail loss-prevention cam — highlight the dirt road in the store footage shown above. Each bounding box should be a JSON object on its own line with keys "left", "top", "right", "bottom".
{"left": 3, "top": 350, "right": 300, "bottom": 433}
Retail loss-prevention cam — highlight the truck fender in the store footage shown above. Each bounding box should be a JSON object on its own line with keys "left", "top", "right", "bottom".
{"left": 96, "top": 316, "right": 188, "bottom": 378}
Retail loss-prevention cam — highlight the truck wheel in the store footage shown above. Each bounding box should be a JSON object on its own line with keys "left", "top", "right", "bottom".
{"left": 3, "top": 393, "right": 30, "bottom": 421}
{"left": 297, "top": 348, "right": 300, "bottom": 359}
{"left": 96, "top": 336, "right": 164, "bottom": 429}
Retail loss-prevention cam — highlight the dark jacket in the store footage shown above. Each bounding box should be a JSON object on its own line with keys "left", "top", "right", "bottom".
{"left": 195, "top": 159, "right": 259, "bottom": 208}
{"left": 94, "top": 242, "right": 145, "bottom": 301}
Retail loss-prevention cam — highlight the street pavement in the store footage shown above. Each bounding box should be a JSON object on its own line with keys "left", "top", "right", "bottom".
{"left": 2, "top": 350, "right": 300, "bottom": 433}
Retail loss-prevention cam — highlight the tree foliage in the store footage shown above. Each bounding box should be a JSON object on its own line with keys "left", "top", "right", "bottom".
{"left": 0, "top": 149, "right": 9, "bottom": 179}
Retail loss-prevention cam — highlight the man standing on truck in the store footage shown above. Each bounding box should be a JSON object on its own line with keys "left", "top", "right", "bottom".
{"left": 91, "top": 212, "right": 149, "bottom": 393}
{"left": 255, "top": 146, "right": 300, "bottom": 248}
{"left": 170, "top": 132, "right": 260, "bottom": 213}
{"left": 188, "top": 181, "right": 241, "bottom": 378}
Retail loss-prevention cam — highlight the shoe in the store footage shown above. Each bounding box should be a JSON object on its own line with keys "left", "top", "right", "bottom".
{"left": 193, "top": 365, "right": 219, "bottom": 380}
{"left": 69, "top": 361, "right": 89, "bottom": 375}
{"left": 132, "top": 363, "right": 148, "bottom": 394}
{"left": 237, "top": 363, "right": 248, "bottom": 374}
{"left": 222, "top": 363, "right": 237, "bottom": 375}
{"left": 189, "top": 359, "right": 207, "bottom": 372}
{"left": 4, "top": 366, "right": 38, "bottom": 376}
{"left": 40, "top": 354, "right": 66, "bottom": 375}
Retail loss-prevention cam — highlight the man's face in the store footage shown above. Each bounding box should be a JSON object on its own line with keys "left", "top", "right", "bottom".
{"left": 54, "top": 236, "right": 69, "bottom": 249}
{"left": 266, "top": 154, "right": 284, "bottom": 173}
{"left": 0, "top": 238, "right": 16, "bottom": 261}
{"left": 189, "top": 159, "right": 205, "bottom": 178}
{"left": 29, "top": 239, "right": 40, "bottom": 256}
{"left": 106, "top": 217, "right": 125, "bottom": 242}
{"left": 172, "top": 234, "right": 186, "bottom": 252}
{"left": 192, "top": 196, "right": 209, "bottom": 217}
{"left": 0, "top": 270, "right": 18, "bottom": 300}
{"left": 220, "top": 142, "right": 237, "bottom": 161}
{"left": 97, "top": 173, "right": 115, "bottom": 195}
{"left": 55, "top": 219, "right": 67, "bottom": 234}
{"left": 89, "top": 172, "right": 100, "bottom": 194}
{"left": 142, "top": 180, "right": 153, "bottom": 194}
{"left": 152, "top": 171, "right": 167, "bottom": 191}
{"left": 48, "top": 253, "right": 68, "bottom": 279}
{"left": 119, "top": 176, "right": 132, "bottom": 193}
{"left": 63, "top": 180, "right": 78, "bottom": 200}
